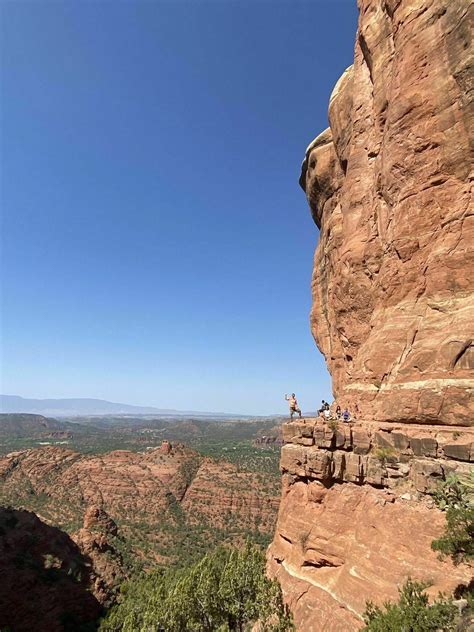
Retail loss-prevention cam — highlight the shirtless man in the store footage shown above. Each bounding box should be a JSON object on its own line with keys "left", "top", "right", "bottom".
{"left": 285, "top": 393, "right": 302, "bottom": 420}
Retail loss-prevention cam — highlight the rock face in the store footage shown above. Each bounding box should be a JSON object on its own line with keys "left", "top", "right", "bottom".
{"left": 268, "top": 419, "right": 473, "bottom": 630}
{"left": 0, "top": 507, "right": 103, "bottom": 632}
{"left": 300, "top": 0, "right": 473, "bottom": 425}
{"left": 72, "top": 505, "right": 124, "bottom": 606}
{"left": 269, "top": 1, "right": 473, "bottom": 629}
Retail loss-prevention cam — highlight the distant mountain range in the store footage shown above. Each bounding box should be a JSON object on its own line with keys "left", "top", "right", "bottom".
{"left": 0, "top": 395, "right": 245, "bottom": 418}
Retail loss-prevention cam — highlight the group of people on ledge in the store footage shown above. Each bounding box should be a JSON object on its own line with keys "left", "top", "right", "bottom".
{"left": 284, "top": 393, "right": 352, "bottom": 423}
{"left": 318, "top": 400, "right": 351, "bottom": 423}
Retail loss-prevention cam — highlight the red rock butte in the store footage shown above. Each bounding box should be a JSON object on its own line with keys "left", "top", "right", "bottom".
{"left": 268, "top": 1, "right": 473, "bottom": 630}
{"left": 300, "top": 0, "right": 473, "bottom": 427}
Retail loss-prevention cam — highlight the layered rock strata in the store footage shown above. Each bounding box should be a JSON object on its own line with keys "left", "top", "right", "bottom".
{"left": 269, "top": 0, "right": 473, "bottom": 628}
{"left": 72, "top": 505, "right": 125, "bottom": 606}
{"left": 300, "top": 0, "right": 473, "bottom": 425}
{"left": 0, "top": 444, "right": 279, "bottom": 563}
{"left": 268, "top": 419, "right": 473, "bottom": 631}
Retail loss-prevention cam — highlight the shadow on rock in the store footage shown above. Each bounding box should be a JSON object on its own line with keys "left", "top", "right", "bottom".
{"left": 0, "top": 506, "right": 102, "bottom": 632}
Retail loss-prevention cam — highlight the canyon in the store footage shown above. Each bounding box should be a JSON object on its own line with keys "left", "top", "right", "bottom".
{"left": 268, "top": 0, "right": 473, "bottom": 629}
{"left": 0, "top": 443, "right": 279, "bottom": 567}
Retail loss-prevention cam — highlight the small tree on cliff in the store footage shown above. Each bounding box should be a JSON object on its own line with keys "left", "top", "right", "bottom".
{"left": 363, "top": 579, "right": 458, "bottom": 632}
{"left": 100, "top": 542, "right": 294, "bottom": 632}
{"left": 431, "top": 472, "right": 474, "bottom": 565}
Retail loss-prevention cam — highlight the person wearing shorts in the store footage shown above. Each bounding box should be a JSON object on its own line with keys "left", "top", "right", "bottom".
{"left": 285, "top": 393, "right": 302, "bottom": 420}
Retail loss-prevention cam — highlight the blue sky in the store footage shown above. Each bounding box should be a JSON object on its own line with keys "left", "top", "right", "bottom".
{"left": 1, "top": 1, "right": 358, "bottom": 415}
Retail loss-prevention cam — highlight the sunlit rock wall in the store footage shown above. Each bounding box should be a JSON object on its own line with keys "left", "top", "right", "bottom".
{"left": 300, "top": 0, "right": 473, "bottom": 425}
{"left": 268, "top": 1, "right": 473, "bottom": 629}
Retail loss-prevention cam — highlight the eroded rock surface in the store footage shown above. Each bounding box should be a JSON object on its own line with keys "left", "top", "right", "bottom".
{"left": 268, "top": 420, "right": 473, "bottom": 631}
{"left": 300, "top": 0, "right": 473, "bottom": 425}
{"left": 72, "top": 505, "right": 125, "bottom": 606}
{"left": 0, "top": 507, "right": 102, "bottom": 632}
{"left": 270, "top": 1, "right": 473, "bottom": 628}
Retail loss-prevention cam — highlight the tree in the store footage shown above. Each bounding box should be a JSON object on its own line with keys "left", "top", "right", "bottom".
{"left": 362, "top": 579, "right": 457, "bottom": 632}
{"left": 431, "top": 473, "right": 474, "bottom": 565}
{"left": 100, "top": 542, "right": 293, "bottom": 632}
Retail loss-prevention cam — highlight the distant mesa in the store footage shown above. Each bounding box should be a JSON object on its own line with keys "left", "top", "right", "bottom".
{"left": 0, "top": 413, "right": 71, "bottom": 439}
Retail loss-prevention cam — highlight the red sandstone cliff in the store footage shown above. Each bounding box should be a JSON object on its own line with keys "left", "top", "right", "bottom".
{"left": 301, "top": 0, "right": 473, "bottom": 426}
{"left": 268, "top": 1, "right": 473, "bottom": 629}
{"left": 0, "top": 507, "right": 104, "bottom": 632}
{"left": 268, "top": 419, "right": 473, "bottom": 630}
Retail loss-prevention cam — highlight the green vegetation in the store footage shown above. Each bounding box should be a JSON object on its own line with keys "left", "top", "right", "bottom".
{"left": 0, "top": 415, "right": 283, "bottom": 570}
{"left": 364, "top": 474, "right": 474, "bottom": 631}
{"left": 0, "top": 415, "right": 282, "bottom": 486}
{"left": 362, "top": 579, "right": 458, "bottom": 632}
{"left": 373, "top": 447, "right": 396, "bottom": 466}
{"left": 196, "top": 440, "right": 280, "bottom": 484}
{"left": 100, "top": 542, "right": 294, "bottom": 632}
{"left": 431, "top": 472, "right": 474, "bottom": 565}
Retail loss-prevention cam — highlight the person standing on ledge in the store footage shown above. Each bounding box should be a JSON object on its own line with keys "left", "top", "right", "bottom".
{"left": 285, "top": 393, "right": 302, "bottom": 420}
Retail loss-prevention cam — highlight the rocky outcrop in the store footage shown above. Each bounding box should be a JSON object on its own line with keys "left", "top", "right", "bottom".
{"left": 72, "top": 505, "right": 125, "bottom": 606}
{"left": 269, "top": 1, "right": 473, "bottom": 629}
{"left": 182, "top": 459, "right": 280, "bottom": 531}
{"left": 268, "top": 419, "right": 473, "bottom": 630}
{"left": 300, "top": 0, "right": 473, "bottom": 426}
{"left": 0, "top": 507, "right": 102, "bottom": 632}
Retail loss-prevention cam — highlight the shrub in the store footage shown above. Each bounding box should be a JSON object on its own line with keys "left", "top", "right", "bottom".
{"left": 431, "top": 505, "right": 474, "bottom": 565}
{"left": 100, "top": 542, "right": 294, "bottom": 632}
{"left": 373, "top": 447, "right": 396, "bottom": 466}
{"left": 431, "top": 473, "right": 474, "bottom": 565}
{"left": 431, "top": 473, "right": 472, "bottom": 511}
{"left": 363, "top": 579, "right": 457, "bottom": 631}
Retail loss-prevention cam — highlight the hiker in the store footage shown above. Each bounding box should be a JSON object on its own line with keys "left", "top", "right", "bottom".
{"left": 335, "top": 405, "right": 341, "bottom": 419}
{"left": 285, "top": 393, "right": 302, "bottom": 420}
{"left": 319, "top": 400, "right": 329, "bottom": 413}
{"left": 342, "top": 408, "right": 351, "bottom": 423}
{"left": 323, "top": 407, "right": 331, "bottom": 420}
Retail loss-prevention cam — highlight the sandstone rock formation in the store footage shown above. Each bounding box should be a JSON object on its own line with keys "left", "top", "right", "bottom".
{"left": 268, "top": 419, "right": 473, "bottom": 630}
{"left": 73, "top": 505, "right": 125, "bottom": 606}
{"left": 0, "top": 507, "right": 102, "bottom": 632}
{"left": 269, "top": 1, "right": 473, "bottom": 629}
{"left": 0, "top": 443, "right": 279, "bottom": 566}
{"left": 300, "top": 0, "right": 473, "bottom": 425}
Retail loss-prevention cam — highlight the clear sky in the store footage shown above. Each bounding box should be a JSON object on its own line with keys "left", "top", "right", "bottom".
{"left": 1, "top": 0, "right": 358, "bottom": 415}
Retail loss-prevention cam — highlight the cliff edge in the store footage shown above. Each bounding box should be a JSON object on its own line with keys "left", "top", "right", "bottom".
{"left": 268, "top": 0, "right": 473, "bottom": 629}
{"left": 302, "top": 0, "right": 473, "bottom": 426}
